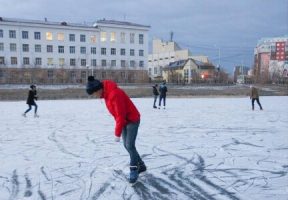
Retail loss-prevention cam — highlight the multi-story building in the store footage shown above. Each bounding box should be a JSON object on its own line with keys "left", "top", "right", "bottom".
{"left": 0, "top": 17, "right": 150, "bottom": 84}
{"left": 148, "top": 39, "right": 209, "bottom": 81}
{"left": 254, "top": 36, "right": 288, "bottom": 83}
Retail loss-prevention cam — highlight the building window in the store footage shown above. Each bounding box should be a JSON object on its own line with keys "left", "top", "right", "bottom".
{"left": 91, "top": 59, "right": 97, "bottom": 66}
{"left": 80, "top": 47, "right": 86, "bottom": 54}
{"left": 22, "top": 31, "right": 29, "bottom": 39}
{"left": 130, "top": 60, "right": 135, "bottom": 67}
{"left": 59, "top": 58, "right": 65, "bottom": 66}
{"left": 22, "top": 44, "right": 29, "bottom": 52}
{"left": 111, "top": 48, "right": 116, "bottom": 55}
{"left": 111, "top": 60, "right": 116, "bottom": 67}
{"left": 110, "top": 32, "right": 116, "bottom": 42}
{"left": 90, "top": 35, "right": 97, "bottom": 43}
{"left": 47, "top": 58, "right": 53, "bottom": 66}
{"left": 57, "top": 33, "right": 64, "bottom": 41}
{"left": 139, "top": 50, "right": 144, "bottom": 56}
{"left": 81, "top": 59, "right": 86, "bottom": 66}
{"left": 69, "top": 34, "right": 75, "bottom": 42}
{"left": 70, "top": 59, "right": 76, "bottom": 66}
{"left": 9, "top": 30, "right": 16, "bottom": 38}
{"left": 130, "top": 33, "right": 135, "bottom": 44}
{"left": 70, "top": 46, "right": 75, "bottom": 54}
{"left": 0, "top": 57, "right": 4, "bottom": 65}
{"left": 121, "top": 60, "right": 126, "bottom": 67}
{"left": 154, "top": 67, "right": 157, "bottom": 74}
{"left": 120, "top": 32, "right": 125, "bottom": 43}
{"left": 101, "top": 48, "right": 106, "bottom": 55}
{"left": 0, "top": 30, "right": 3, "bottom": 38}
{"left": 11, "top": 57, "right": 17, "bottom": 65}
{"left": 58, "top": 46, "right": 64, "bottom": 53}
{"left": 91, "top": 47, "right": 96, "bottom": 54}
{"left": 120, "top": 48, "right": 125, "bottom": 56}
{"left": 130, "top": 49, "right": 135, "bottom": 56}
{"left": 0, "top": 43, "right": 4, "bottom": 51}
{"left": 23, "top": 57, "right": 30, "bottom": 65}
{"left": 70, "top": 71, "right": 76, "bottom": 79}
{"left": 46, "top": 32, "right": 53, "bottom": 41}
{"left": 10, "top": 43, "right": 17, "bottom": 52}
{"left": 47, "top": 45, "right": 53, "bottom": 53}
{"left": 148, "top": 68, "right": 152, "bottom": 76}
{"left": 48, "top": 70, "right": 53, "bottom": 78}
{"left": 81, "top": 71, "right": 86, "bottom": 79}
{"left": 80, "top": 34, "right": 86, "bottom": 42}
{"left": 139, "top": 34, "right": 144, "bottom": 44}
{"left": 100, "top": 32, "right": 106, "bottom": 42}
{"left": 35, "top": 58, "right": 42, "bottom": 66}
{"left": 35, "top": 44, "right": 41, "bottom": 53}
{"left": 34, "top": 32, "right": 41, "bottom": 40}
{"left": 139, "top": 60, "right": 144, "bottom": 67}
{"left": 101, "top": 59, "right": 107, "bottom": 67}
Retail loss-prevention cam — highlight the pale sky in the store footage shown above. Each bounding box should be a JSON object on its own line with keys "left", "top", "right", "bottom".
{"left": 0, "top": 0, "right": 287, "bottom": 74}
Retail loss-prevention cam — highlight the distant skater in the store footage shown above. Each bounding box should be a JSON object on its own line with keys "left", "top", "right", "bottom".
{"left": 23, "top": 85, "right": 39, "bottom": 117}
{"left": 86, "top": 76, "right": 146, "bottom": 184}
{"left": 152, "top": 84, "right": 159, "bottom": 108}
{"left": 250, "top": 85, "right": 263, "bottom": 111}
{"left": 158, "top": 81, "right": 167, "bottom": 109}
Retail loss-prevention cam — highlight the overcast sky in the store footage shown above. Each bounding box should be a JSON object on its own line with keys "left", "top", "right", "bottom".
{"left": 1, "top": 0, "right": 287, "bottom": 74}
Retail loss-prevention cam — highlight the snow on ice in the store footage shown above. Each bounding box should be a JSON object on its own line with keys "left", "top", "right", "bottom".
{"left": 0, "top": 96, "right": 287, "bottom": 200}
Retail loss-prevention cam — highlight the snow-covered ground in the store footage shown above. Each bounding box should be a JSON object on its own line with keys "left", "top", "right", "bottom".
{"left": 0, "top": 97, "right": 287, "bottom": 200}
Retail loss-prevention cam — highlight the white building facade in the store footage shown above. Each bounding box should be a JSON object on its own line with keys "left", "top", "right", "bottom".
{"left": 0, "top": 17, "right": 150, "bottom": 83}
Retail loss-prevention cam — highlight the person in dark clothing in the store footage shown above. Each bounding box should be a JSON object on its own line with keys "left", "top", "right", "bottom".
{"left": 152, "top": 84, "right": 159, "bottom": 108}
{"left": 250, "top": 85, "right": 263, "bottom": 111}
{"left": 23, "top": 85, "right": 39, "bottom": 117}
{"left": 158, "top": 82, "right": 168, "bottom": 109}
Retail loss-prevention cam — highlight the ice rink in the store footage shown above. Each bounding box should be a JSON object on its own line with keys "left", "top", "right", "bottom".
{"left": 0, "top": 96, "right": 287, "bottom": 200}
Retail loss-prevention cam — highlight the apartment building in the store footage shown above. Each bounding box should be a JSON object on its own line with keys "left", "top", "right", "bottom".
{"left": 254, "top": 36, "right": 288, "bottom": 83}
{"left": 0, "top": 17, "right": 150, "bottom": 84}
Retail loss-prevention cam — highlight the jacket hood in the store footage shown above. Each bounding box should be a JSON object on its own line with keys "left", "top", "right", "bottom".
{"left": 101, "top": 80, "right": 118, "bottom": 98}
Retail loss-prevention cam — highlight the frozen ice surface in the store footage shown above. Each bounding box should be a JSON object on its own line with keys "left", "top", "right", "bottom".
{"left": 0, "top": 96, "right": 287, "bottom": 200}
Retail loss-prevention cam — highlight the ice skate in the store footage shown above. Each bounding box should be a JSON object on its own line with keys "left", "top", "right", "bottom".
{"left": 34, "top": 113, "right": 39, "bottom": 118}
{"left": 138, "top": 161, "right": 147, "bottom": 175}
{"left": 129, "top": 166, "right": 139, "bottom": 185}
{"left": 22, "top": 113, "right": 26, "bottom": 117}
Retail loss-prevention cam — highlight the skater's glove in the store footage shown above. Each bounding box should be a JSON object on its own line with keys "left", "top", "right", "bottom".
{"left": 114, "top": 136, "right": 120, "bottom": 142}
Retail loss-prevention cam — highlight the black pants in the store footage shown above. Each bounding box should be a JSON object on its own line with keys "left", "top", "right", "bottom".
{"left": 252, "top": 98, "right": 262, "bottom": 110}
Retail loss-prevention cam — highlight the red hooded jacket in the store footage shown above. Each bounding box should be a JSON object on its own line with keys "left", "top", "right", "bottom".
{"left": 101, "top": 80, "right": 140, "bottom": 137}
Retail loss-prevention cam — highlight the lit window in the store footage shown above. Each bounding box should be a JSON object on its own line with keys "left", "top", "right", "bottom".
{"left": 47, "top": 58, "right": 53, "bottom": 66}
{"left": 46, "top": 32, "right": 53, "bottom": 41}
{"left": 101, "top": 32, "right": 107, "bottom": 42}
{"left": 57, "top": 33, "right": 64, "bottom": 41}
{"left": 59, "top": 58, "right": 65, "bottom": 66}
{"left": 110, "top": 32, "right": 116, "bottom": 42}
{"left": 90, "top": 35, "right": 97, "bottom": 43}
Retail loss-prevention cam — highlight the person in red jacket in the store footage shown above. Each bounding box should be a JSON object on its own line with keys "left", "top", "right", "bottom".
{"left": 86, "top": 76, "right": 146, "bottom": 184}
